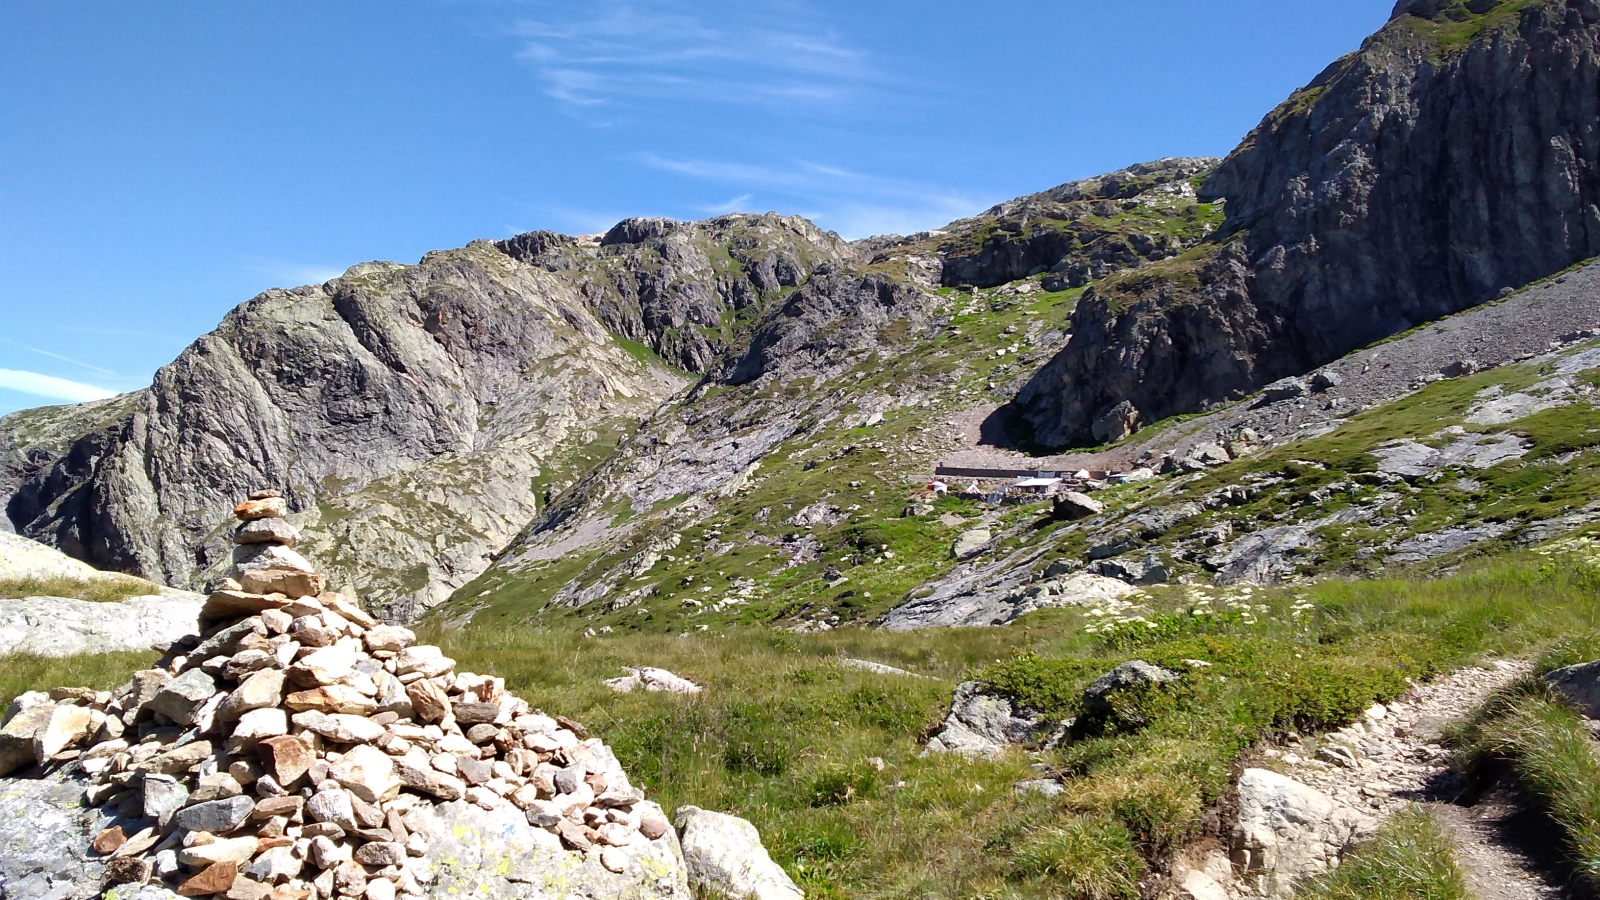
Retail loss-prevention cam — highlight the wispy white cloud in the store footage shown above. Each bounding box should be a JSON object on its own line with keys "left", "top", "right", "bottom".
{"left": 695, "top": 193, "right": 755, "bottom": 215}
{"left": 509, "top": 1, "right": 874, "bottom": 113}
{"left": 0, "top": 338, "right": 118, "bottom": 378}
{"left": 634, "top": 152, "right": 985, "bottom": 239}
{"left": 245, "top": 260, "right": 346, "bottom": 288}
{"left": 0, "top": 369, "right": 117, "bottom": 403}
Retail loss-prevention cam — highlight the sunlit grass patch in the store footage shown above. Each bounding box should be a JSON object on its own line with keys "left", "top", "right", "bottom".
{"left": 0, "top": 650, "right": 157, "bottom": 713}
{"left": 1298, "top": 806, "right": 1468, "bottom": 900}
{"left": 0, "top": 574, "right": 158, "bottom": 604}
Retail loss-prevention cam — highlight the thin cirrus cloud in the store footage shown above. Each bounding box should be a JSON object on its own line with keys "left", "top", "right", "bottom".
{"left": 0, "top": 369, "right": 118, "bottom": 403}
{"left": 247, "top": 260, "right": 347, "bottom": 289}
{"left": 634, "top": 153, "right": 983, "bottom": 238}
{"left": 509, "top": 1, "right": 874, "bottom": 112}
{"left": 0, "top": 337, "right": 119, "bottom": 378}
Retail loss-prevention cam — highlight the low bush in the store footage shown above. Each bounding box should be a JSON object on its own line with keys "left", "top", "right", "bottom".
{"left": 1009, "top": 815, "right": 1142, "bottom": 900}
{"left": 1298, "top": 806, "right": 1468, "bottom": 900}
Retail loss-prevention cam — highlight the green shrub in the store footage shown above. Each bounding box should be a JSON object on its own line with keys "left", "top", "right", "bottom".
{"left": 807, "top": 762, "right": 879, "bottom": 807}
{"left": 1009, "top": 815, "right": 1142, "bottom": 900}
{"left": 1299, "top": 806, "right": 1468, "bottom": 900}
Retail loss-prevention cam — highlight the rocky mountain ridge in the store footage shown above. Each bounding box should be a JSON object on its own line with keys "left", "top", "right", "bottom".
{"left": 9, "top": 0, "right": 1600, "bottom": 631}
{"left": 1, "top": 243, "right": 685, "bottom": 620}
{"left": 1, "top": 163, "right": 1213, "bottom": 621}
{"left": 1010, "top": 0, "right": 1600, "bottom": 448}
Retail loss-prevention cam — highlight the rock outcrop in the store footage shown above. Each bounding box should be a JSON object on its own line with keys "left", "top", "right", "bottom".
{"left": 1080, "top": 660, "right": 1179, "bottom": 714}
{"left": 1231, "top": 768, "right": 1375, "bottom": 898}
{"left": 1, "top": 242, "right": 683, "bottom": 620}
{"left": 0, "top": 596, "right": 202, "bottom": 659}
{"left": 603, "top": 668, "right": 702, "bottom": 695}
{"left": 672, "top": 807, "right": 802, "bottom": 900}
{"left": 934, "top": 158, "right": 1221, "bottom": 290}
{"left": 496, "top": 214, "right": 853, "bottom": 374}
{"left": 1012, "top": 0, "right": 1600, "bottom": 448}
{"left": 0, "top": 495, "right": 690, "bottom": 899}
{"left": 921, "top": 682, "right": 1061, "bottom": 757}
{"left": 0, "top": 532, "right": 204, "bottom": 658}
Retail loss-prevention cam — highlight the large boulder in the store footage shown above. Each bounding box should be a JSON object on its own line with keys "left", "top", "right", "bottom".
{"left": 1544, "top": 660, "right": 1600, "bottom": 717}
{"left": 922, "top": 682, "right": 1058, "bottom": 757}
{"left": 0, "top": 595, "right": 204, "bottom": 659}
{"left": 673, "top": 807, "right": 801, "bottom": 900}
{"left": 1091, "top": 400, "right": 1141, "bottom": 444}
{"left": 951, "top": 528, "right": 994, "bottom": 561}
{"left": 421, "top": 797, "right": 690, "bottom": 899}
{"left": 1052, "top": 492, "right": 1104, "bottom": 521}
{"left": 1081, "top": 660, "right": 1180, "bottom": 714}
{"left": 0, "top": 769, "right": 123, "bottom": 900}
{"left": 605, "top": 668, "right": 703, "bottom": 695}
{"left": 1231, "top": 768, "right": 1375, "bottom": 898}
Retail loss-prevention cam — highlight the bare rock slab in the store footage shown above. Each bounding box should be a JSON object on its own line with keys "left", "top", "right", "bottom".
{"left": 673, "top": 806, "right": 801, "bottom": 900}
{"left": 0, "top": 595, "right": 203, "bottom": 659}
{"left": 1231, "top": 767, "right": 1374, "bottom": 898}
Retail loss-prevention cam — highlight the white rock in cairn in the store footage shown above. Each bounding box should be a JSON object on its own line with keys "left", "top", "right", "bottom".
{"left": 0, "top": 490, "right": 694, "bottom": 900}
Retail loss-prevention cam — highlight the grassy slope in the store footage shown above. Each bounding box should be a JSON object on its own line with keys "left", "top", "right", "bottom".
{"left": 0, "top": 574, "right": 168, "bottom": 603}
{"left": 450, "top": 334, "right": 1600, "bottom": 641}
{"left": 456, "top": 547, "right": 1600, "bottom": 898}
{"left": 447, "top": 278, "right": 1088, "bottom": 634}
{"left": 12, "top": 544, "right": 1598, "bottom": 899}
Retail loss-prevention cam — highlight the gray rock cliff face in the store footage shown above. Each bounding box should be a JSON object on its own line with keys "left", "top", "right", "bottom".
{"left": 479, "top": 261, "right": 952, "bottom": 613}
{"left": 496, "top": 213, "right": 854, "bottom": 373}
{"left": 1013, "top": 0, "right": 1600, "bottom": 447}
{"left": 2, "top": 243, "right": 682, "bottom": 619}
{"left": 936, "top": 158, "right": 1220, "bottom": 290}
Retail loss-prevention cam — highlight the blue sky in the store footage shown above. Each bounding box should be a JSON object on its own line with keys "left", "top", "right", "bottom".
{"left": 0, "top": 0, "right": 1394, "bottom": 417}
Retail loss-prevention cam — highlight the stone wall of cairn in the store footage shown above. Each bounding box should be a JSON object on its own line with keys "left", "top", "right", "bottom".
{"left": 0, "top": 492, "right": 675, "bottom": 899}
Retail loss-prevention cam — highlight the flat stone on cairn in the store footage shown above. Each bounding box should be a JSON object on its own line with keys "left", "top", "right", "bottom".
{"left": 0, "top": 490, "right": 687, "bottom": 900}
{"left": 230, "top": 489, "right": 320, "bottom": 590}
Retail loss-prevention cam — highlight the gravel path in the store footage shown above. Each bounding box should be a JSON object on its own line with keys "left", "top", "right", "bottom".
{"left": 1430, "top": 790, "right": 1577, "bottom": 900}
{"left": 1264, "top": 659, "right": 1574, "bottom": 900}
{"left": 947, "top": 260, "right": 1600, "bottom": 472}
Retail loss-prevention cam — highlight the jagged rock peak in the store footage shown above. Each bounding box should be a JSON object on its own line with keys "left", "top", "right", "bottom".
{"left": 942, "top": 157, "right": 1221, "bottom": 231}
{"left": 1009, "top": 0, "right": 1600, "bottom": 448}
{"left": 601, "top": 217, "right": 681, "bottom": 246}
{"left": 1, "top": 240, "right": 680, "bottom": 619}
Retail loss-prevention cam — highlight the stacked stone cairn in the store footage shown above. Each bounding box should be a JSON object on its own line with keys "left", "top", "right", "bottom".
{"left": 0, "top": 491, "right": 674, "bottom": 899}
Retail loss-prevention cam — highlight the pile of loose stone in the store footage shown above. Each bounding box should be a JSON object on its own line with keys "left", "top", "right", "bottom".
{"left": 0, "top": 492, "right": 672, "bottom": 900}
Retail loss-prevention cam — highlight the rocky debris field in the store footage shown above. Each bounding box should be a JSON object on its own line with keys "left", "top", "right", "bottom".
{"left": 950, "top": 259, "right": 1600, "bottom": 475}
{"left": 0, "top": 493, "right": 695, "bottom": 900}
{"left": 885, "top": 332, "right": 1600, "bottom": 631}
